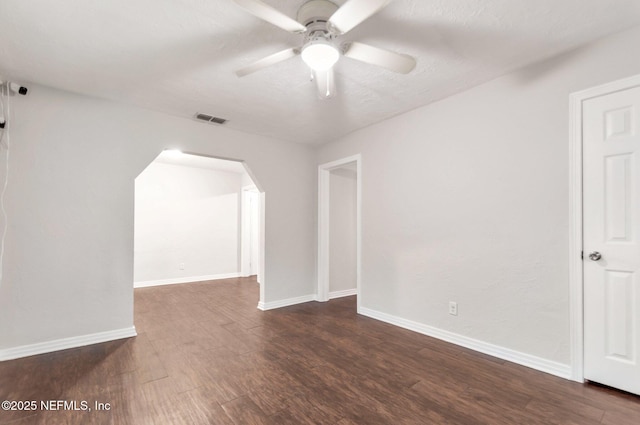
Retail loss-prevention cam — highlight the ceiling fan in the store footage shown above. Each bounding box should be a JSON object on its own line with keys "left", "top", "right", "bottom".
{"left": 233, "top": 0, "right": 416, "bottom": 99}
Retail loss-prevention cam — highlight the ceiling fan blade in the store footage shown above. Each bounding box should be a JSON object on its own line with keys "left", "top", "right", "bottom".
{"left": 343, "top": 42, "right": 416, "bottom": 74}
{"left": 233, "top": 0, "right": 307, "bottom": 33}
{"left": 313, "top": 68, "right": 336, "bottom": 99}
{"left": 235, "top": 48, "right": 299, "bottom": 77}
{"left": 328, "top": 0, "right": 392, "bottom": 35}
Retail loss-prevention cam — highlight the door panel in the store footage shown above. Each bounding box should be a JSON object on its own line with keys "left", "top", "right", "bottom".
{"left": 604, "top": 270, "right": 635, "bottom": 362}
{"left": 604, "top": 154, "right": 633, "bottom": 242}
{"left": 583, "top": 86, "right": 640, "bottom": 395}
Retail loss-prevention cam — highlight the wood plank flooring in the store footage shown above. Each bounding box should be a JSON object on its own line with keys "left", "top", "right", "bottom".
{"left": 1, "top": 277, "right": 639, "bottom": 424}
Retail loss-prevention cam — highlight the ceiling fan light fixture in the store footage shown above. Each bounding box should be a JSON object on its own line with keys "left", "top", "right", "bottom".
{"left": 301, "top": 39, "right": 340, "bottom": 72}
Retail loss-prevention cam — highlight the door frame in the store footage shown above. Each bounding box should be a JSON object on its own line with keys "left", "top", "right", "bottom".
{"left": 240, "top": 184, "right": 260, "bottom": 279}
{"left": 569, "top": 73, "right": 640, "bottom": 383}
{"left": 317, "top": 154, "right": 362, "bottom": 312}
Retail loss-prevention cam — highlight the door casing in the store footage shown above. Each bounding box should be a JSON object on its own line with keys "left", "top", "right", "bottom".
{"left": 569, "top": 73, "right": 640, "bottom": 383}
{"left": 317, "top": 154, "right": 362, "bottom": 311}
{"left": 241, "top": 185, "right": 261, "bottom": 279}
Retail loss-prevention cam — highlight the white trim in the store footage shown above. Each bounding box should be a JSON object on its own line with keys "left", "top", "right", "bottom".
{"left": 134, "top": 273, "right": 240, "bottom": 288}
{"left": 568, "top": 88, "right": 585, "bottom": 383}
{"left": 317, "top": 154, "right": 362, "bottom": 313}
{"left": 356, "top": 158, "right": 362, "bottom": 313}
{"left": 317, "top": 165, "right": 330, "bottom": 302}
{"left": 0, "top": 326, "right": 137, "bottom": 361}
{"left": 257, "top": 294, "right": 317, "bottom": 311}
{"left": 258, "top": 192, "right": 266, "bottom": 305}
{"left": 240, "top": 185, "right": 252, "bottom": 278}
{"left": 568, "top": 73, "right": 640, "bottom": 383}
{"left": 359, "top": 307, "right": 571, "bottom": 380}
{"left": 329, "top": 288, "right": 357, "bottom": 299}
{"left": 240, "top": 184, "right": 260, "bottom": 278}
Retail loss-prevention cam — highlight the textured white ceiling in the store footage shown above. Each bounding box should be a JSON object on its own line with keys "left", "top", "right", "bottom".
{"left": 1, "top": 0, "right": 639, "bottom": 145}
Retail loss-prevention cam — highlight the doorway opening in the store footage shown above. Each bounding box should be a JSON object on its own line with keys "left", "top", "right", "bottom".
{"left": 133, "top": 149, "right": 265, "bottom": 304}
{"left": 318, "top": 155, "right": 362, "bottom": 311}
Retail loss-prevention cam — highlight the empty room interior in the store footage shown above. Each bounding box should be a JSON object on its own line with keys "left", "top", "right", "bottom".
{"left": 1, "top": 0, "right": 640, "bottom": 423}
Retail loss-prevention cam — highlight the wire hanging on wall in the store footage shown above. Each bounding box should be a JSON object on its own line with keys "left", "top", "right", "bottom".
{"left": 0, "top": 81, "right": 10, "bottom": 283}
{"left": 0, "top": 80, "right": 27, "bottom": 284}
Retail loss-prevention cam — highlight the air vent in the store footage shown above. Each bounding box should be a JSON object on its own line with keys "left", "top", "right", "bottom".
{"left": 194, "top": 113, "right": 228, "bottom": 125}
{"left": 210, "top": 116, "right": 227, "bottom": 124}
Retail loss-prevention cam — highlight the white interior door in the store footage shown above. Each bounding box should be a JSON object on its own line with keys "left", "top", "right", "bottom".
{"left": 583, "top": 85, "right": 640, "bottom": 395}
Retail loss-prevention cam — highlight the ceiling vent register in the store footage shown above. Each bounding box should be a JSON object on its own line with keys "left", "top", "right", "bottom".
{"left": 195, "top": 113, "right": 227, "bottom": 125}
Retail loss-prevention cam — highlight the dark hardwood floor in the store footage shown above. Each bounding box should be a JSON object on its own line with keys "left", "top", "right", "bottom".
{"left": 1, "top": 277, "right": 639, "bottom": 424}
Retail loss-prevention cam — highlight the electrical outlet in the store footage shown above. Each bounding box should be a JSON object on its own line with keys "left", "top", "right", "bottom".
{"left": 179, "top": 262, "right": 185, "bottom": 270}
{"left": 449, "top": 301, "right": 458, "bottom": 316}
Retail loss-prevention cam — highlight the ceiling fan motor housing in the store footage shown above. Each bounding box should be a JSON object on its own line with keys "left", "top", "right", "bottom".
{"left": 297, "top": 0, "right": 339, "bottom": 32}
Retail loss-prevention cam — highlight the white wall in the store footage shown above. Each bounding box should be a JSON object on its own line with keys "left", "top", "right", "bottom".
{"left": 0, "top": 84, "right": 317, "bottom": 353}
{"left": 134, "top": 162, "right": 243, "bottom": 285}
{"left": 329, "top": 168, "right": 357, "bottom": 295}
{"left": 318, "top": 25, "right": 640, "bottom": 366}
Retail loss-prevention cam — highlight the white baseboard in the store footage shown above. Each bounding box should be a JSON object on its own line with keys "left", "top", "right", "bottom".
{"left": 329, "top": 288, "right": 357, "bottom": 299}
{"left": 359, "top": 307, "right": 572, "bottom": 380}
{"left": 134, "top": 272, "right": 240, "bottom": 288}
{"left": 258, "top": 294, "right": 317, "bottom": 311}
{"left": 0, "top": 326, "right": 137, "bottom": 362}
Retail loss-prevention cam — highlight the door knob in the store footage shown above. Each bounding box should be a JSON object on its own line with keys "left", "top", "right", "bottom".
{"left": 589, "top": 251, "right": 602, "bottom": 261}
